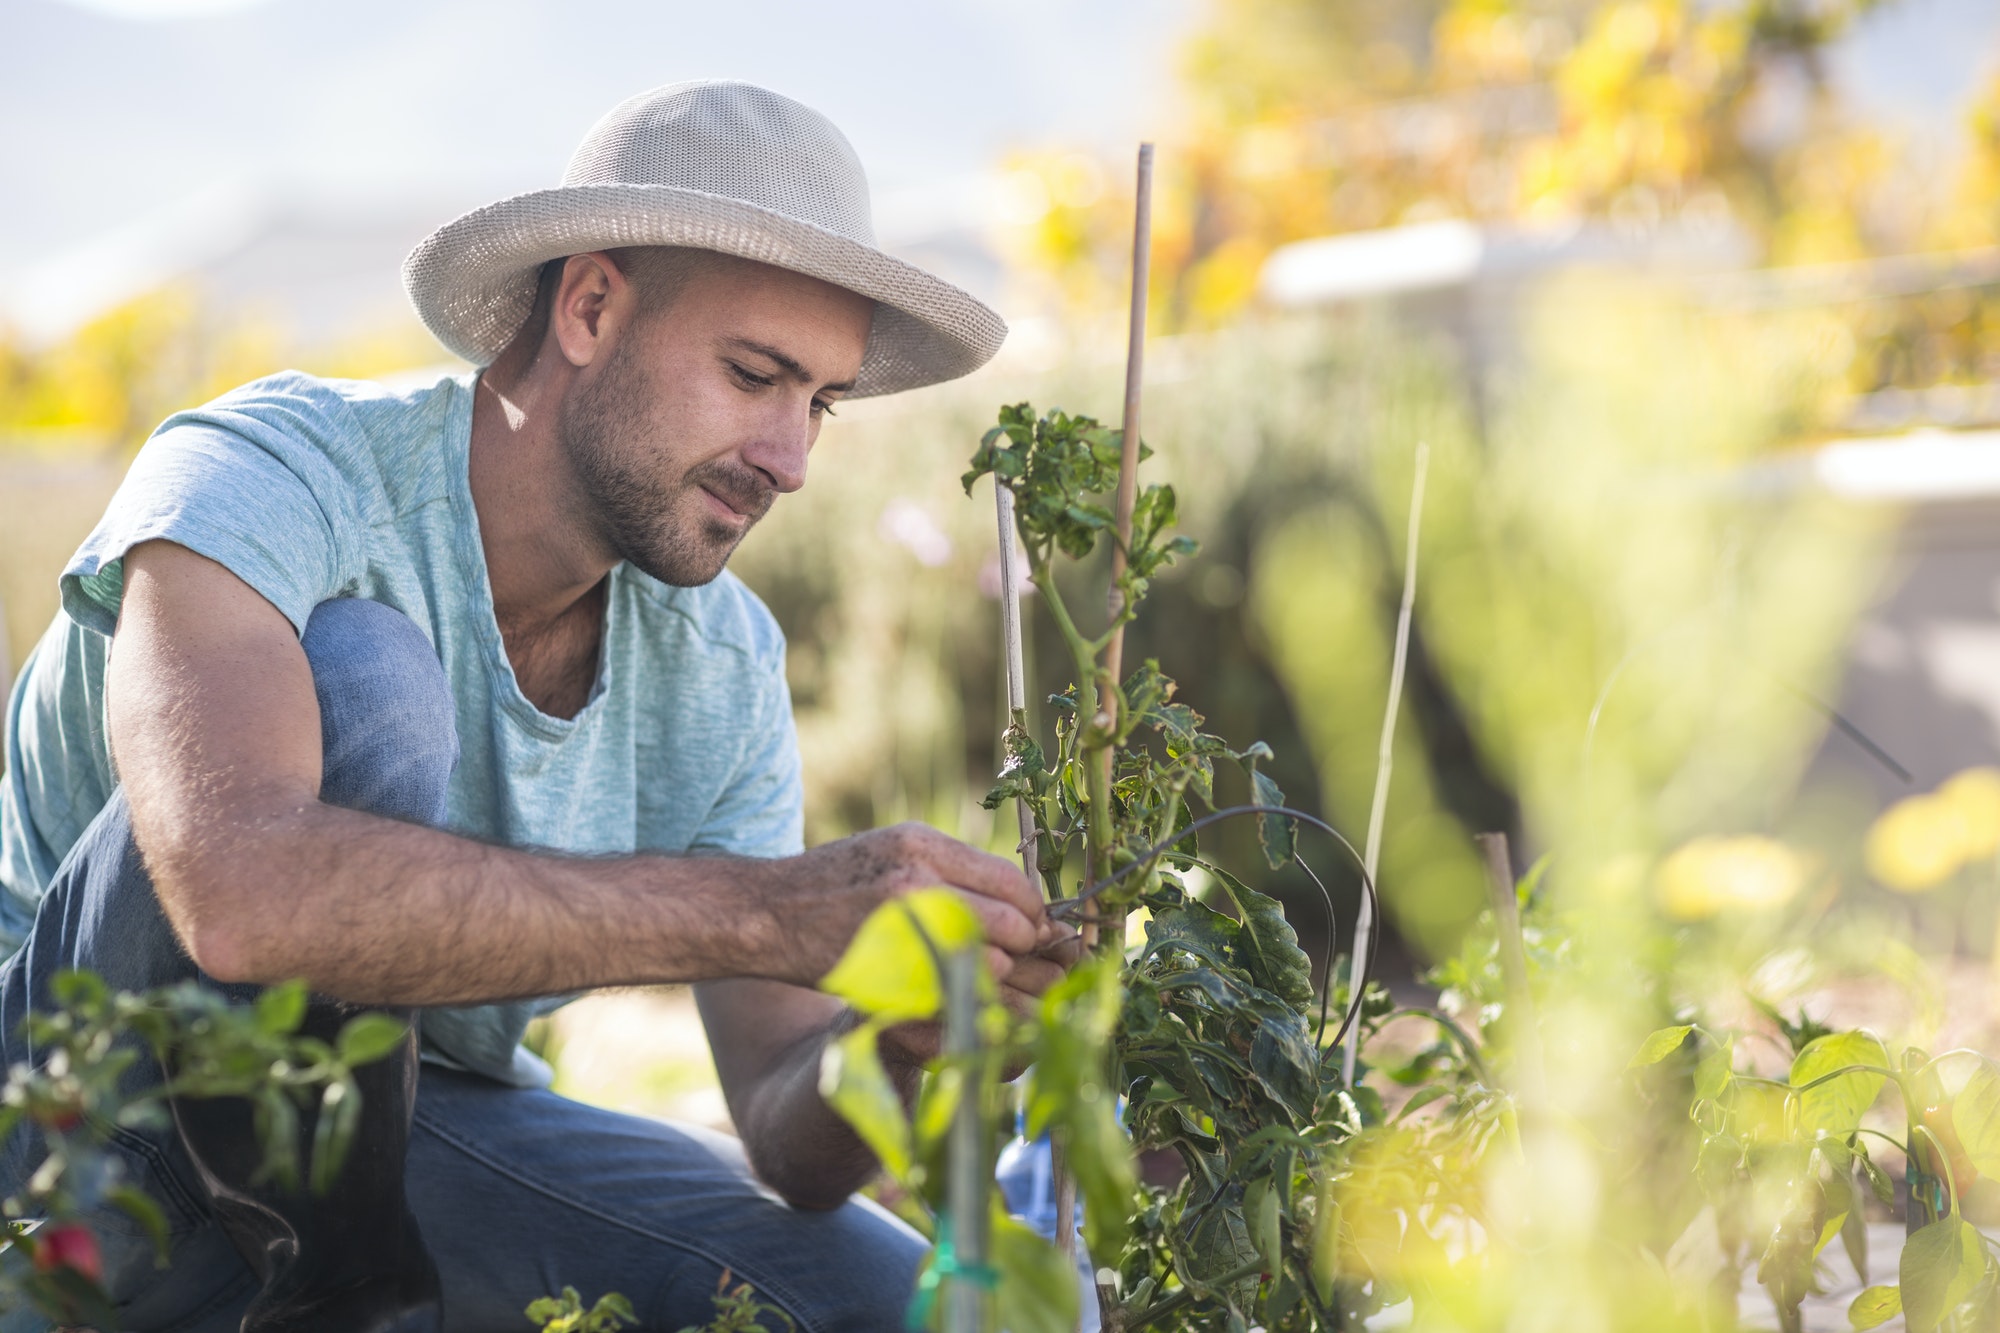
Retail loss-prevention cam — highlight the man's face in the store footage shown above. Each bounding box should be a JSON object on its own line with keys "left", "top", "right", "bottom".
{"left": 558, "top": 258, "right": 873, "bottom": 586}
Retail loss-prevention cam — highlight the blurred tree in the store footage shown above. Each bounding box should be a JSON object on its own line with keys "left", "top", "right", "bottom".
{"left": 1000, "top": 0, "right": 1912, "bottom": 328}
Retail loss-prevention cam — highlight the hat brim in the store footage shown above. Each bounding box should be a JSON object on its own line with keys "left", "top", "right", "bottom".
{"left": 402, "top": 183, "right": 1007, "bottom": 398}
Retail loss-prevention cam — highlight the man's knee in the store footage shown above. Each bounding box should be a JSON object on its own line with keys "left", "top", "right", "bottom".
{"left": 300, "top": 599, "right": 458, "bottom": 825}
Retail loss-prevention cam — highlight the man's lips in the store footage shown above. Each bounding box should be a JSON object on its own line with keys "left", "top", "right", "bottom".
{"left": 699, "top": 484, "right": 754, "bottom": 523}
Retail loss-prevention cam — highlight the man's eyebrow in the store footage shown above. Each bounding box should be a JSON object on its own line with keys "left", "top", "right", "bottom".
{"left": 724, "top": 338, "right": 856, "bottom": 393}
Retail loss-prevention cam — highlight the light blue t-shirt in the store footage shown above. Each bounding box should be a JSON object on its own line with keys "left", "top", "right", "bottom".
{"left": 0, "top": 369, "right": 803, "bottom": 1087}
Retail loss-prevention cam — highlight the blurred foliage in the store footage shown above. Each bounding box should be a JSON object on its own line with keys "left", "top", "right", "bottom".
{"left": 997, "top": 0, "right": 2000, "bottom": 435}
{"left": 0, "top": 287, "right": 442, "bottom": 456}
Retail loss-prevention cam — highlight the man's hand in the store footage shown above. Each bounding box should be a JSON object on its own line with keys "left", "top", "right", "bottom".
{"left": 758, "top": 822, "right": 1067, "bottom": 990}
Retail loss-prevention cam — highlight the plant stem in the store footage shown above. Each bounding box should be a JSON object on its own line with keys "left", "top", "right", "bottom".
{"left": 1345, "top": 442, "right": 1430, "bottom": 1089}
{"left": 1475, "top": 831, "right": 1544, "bottom": 1107}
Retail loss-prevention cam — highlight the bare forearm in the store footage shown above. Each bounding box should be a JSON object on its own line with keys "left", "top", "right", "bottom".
{"left": 726, "top": 1010, "right": 924, "bottom": 1210}
{"left": 150, "top": 798, "right": 788, "bottom": 1005}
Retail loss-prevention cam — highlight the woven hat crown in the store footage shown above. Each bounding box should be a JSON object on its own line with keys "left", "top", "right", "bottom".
{"left": 564, "top": 82, "right": 878, "bottom": 247}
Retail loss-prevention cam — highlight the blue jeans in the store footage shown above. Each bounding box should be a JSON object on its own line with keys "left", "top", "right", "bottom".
{"left": 0, "top": 598, "right": 924, "bottom": 1333}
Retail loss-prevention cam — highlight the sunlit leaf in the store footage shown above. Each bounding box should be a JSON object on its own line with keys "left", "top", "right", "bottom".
{"left": 817, "top": 1020, "right": 912, "bottom": 1181}
{"left": 820, "top": 889, "right": 983, "bottom": 1022}
{"left": 1792, "top": 1032, "right": 1889, "bottom": 1135}
{"left": 1849, "top": 1285, "right": 1901, "bottom": 1330}
{"left": 992, "top": 1210, "right": 1080, "bottom": 1333}
{"left": 1950, "top": 1057, "right": 2000, "bottom": 1178}
{"left": 1630, "top": 1025, "right": 1694, "bottom": 1068}
{"left": 1900, "top": 1215, "right": 1983, "bottom": 1333}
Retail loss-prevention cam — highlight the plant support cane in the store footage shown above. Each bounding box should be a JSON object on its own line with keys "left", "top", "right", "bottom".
{"left": 1344, "top": 443, "right": 1429, "bottom": 1090}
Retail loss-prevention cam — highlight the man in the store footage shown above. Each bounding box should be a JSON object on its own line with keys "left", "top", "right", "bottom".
{"left": 0, "top": 81, "right": 1071, "bottom": 1332}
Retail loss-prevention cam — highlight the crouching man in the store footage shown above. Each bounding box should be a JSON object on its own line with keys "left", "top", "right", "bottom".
{"left": 0, "top": 80, "right": 1073, "bottom": 1332}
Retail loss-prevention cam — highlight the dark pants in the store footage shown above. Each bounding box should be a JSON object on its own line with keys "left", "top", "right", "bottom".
{"left": 0, "top": 598, "right": 923, "bottom": 1332}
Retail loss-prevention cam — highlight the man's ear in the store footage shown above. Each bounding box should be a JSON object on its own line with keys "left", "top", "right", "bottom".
{"left": 551, "top": 252, "right": 638, "bottom": 370}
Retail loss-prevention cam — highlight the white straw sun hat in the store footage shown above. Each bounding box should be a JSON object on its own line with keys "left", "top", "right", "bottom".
{"left": 403, "top": 80, "right": 1007, "bottom": 398}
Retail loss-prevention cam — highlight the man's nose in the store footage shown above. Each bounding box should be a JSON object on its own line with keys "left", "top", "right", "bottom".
{"left": 741, "top": 410, "right": 813, "bottom": 495}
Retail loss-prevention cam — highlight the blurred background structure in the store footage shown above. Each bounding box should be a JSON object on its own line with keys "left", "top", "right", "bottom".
{"left": 8, "top": 0, "right": 2000, "bottom": 1159}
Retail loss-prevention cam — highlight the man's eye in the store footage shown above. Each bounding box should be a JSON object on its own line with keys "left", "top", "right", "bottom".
{"left": 812, "top": 400, "right": 837, "bottom": 418}
{"left": 730, "top": 363, "right": 774, "bottom": 388}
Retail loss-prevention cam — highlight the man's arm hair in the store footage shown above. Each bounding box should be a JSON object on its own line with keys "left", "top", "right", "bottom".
{"left": 107, "top": 540, "right": 1049, "bottom": 1007}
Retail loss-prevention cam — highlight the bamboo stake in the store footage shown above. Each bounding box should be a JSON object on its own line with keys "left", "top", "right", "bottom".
{"left": 1343, "top": 442, "right": 1430, "bottom": 1089}
{"left": 1089, "top": 141, "right": 1155, "bottom": 956}
{"left": 996, "top": 472, "right": 1080, "bottom": 1276}
{"left": 943, "top": 948, "right": 989, "bottom": 1333}
{"left": 995, "top": 486, "right": 1041, "bottom": 891}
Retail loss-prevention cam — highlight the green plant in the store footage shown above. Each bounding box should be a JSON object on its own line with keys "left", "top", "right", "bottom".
{"left": 1633, "top": 1009, "right": 2000, "bottom": 1332}
{"left": 0, "top": 970, "right": 407, "bottom": 1327}
{"left": 526, "top": 1285, "right": 637, "bottom": 1333}
{"left": 817, "top": 402, "right": 1514, "bottom": 1332}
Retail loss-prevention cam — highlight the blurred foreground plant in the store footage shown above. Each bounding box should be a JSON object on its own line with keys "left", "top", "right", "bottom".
{"left": 0, "top": 970, "right": 406, "bottom": 1327}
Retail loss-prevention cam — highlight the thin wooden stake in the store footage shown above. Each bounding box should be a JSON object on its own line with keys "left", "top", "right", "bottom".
{"left": 996, "top": 480, "right": 1078, "bottom": 1273}
{"left": 943, "top": 948, "right": 989, "bottom": 1333}
{"left": 995, "top": 485, "right": 1040, "bottom": 891}
{"left": 1343, "top": 442, "right": 1429, "bottom": 1089}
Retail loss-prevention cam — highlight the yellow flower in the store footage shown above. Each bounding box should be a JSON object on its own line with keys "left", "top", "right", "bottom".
{"left": 1938, "top": 768, "right": 2000, "bottom": 863}
{"left": 1657, "top": 836, "right": 1806, "bottom": 921}
{"left": 1865, "top": 794, "right": 1969, "bottom": 893}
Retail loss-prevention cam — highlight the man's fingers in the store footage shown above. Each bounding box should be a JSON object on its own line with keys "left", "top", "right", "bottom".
{"left": 1003, "top": 955, "right": 1068, "bottom": 1001}
{"left": 955, "top": 889, "right": 1038, "bottom": 959}
{"left": 911, "top": 826, "right": 1044, "bottom": 924}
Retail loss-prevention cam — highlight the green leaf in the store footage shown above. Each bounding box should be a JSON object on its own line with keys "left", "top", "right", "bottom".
{"left": 992, "top": 1210, "right": 1080, "bottom": 1333}
{"left": 818, "top": 1019, "right": 912, "bottom": 1180}
{"left": 1247, "top": 1174, "right": 1283, "bottom": 1273}
{"left": 1025, "top": 956, "right": 1135, "bottom": 1256}
{"left": 1210, "top": 870, "right": 1314, "bottom": 1011}
{"left": 1792, "top": 1032, "right": 1890, "bottom": 1135}
{"left": 1630, "top": 1025, "right": 1695, "bottom": 1068}
{"left": 1901, "top": 1215, "right": 1984, "bottom": 1332}
{"left": 1951, "top": 1057, "right": 2000, "bottom": 1178}
{"left": 335, "top": 1012, "right": 409, "bottom": 1067}
{"left": 1246, "top": 766, "right": 1295, "bottom": 868}
{"left": 108, "top": 1184, "right": 171, "bottom": 1262}
{"left": 310, "top": 1076, "right": 362, "bottom": 1195}
{"left": 820, "top": 888, "right": 983, "bottom": 1022}
{"left": 1848, "top": 1285, "right": 1902, "bottom": 1330}
{"left": 1694, "top": 1037, "right": 1736, "bottom": 1102}
{"left": 254, "top": 980, "right": 309, "bottom": 1035}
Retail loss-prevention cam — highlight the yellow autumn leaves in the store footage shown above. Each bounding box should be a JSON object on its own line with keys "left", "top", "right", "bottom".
{"left": 1655, "top": 768, "right": 2000, "bottom": 919}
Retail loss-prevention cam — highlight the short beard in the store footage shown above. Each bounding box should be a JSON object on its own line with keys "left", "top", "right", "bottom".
{"left": 558, "top": 335, "right": 774, "bottom": 587}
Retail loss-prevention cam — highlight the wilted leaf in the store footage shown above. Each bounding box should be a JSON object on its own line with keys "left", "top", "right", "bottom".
{"left": 1212, "top": 872, "right": 1313, "bottom": 1011}
{"left": 1246, "top": 766, "right": 1295, "bottom": 868}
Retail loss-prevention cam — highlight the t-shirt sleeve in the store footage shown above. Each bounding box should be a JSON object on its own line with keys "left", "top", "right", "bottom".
{"left": 688, "top": 645, "right": 805, "bottom": 860}
{"left": 61, "top": 403, "right": 355, "bottom": 639}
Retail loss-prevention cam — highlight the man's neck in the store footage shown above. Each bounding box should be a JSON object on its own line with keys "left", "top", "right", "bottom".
{"left": 467, "top": 358, "right": 615, "bottom": 717}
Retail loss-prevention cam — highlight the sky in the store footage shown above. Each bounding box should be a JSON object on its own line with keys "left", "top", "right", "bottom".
{"left": 0, "top": 0, "right": 1995, "bottom": 338}
{"left": 0, "top": 0, "right": 1199, "bottom": 259}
